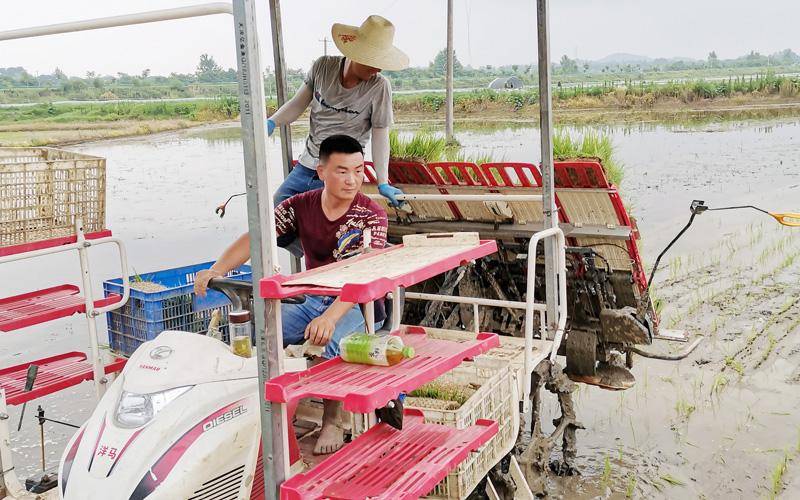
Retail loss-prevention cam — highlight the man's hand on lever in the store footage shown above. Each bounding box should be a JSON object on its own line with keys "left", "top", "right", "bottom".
{"left": 378, "top": 183, "right": 405, "bottom": 207}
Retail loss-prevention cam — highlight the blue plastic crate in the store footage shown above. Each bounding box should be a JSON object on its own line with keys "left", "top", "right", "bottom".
{"left": 103, "top": 262, "right": 252, "bottom": 356}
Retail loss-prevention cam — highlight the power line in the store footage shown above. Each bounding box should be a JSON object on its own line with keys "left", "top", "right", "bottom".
{"left": 318, "top": 36, "right": 330, "bottom": 56}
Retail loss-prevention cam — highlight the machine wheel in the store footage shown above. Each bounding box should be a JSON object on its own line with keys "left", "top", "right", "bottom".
{"left": 565, "top": 330, "right": 597, "bottom": 376}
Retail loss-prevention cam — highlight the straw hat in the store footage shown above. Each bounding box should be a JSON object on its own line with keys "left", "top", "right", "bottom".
{"left": 331, "top": 15, "right": 409, "bottom": 71}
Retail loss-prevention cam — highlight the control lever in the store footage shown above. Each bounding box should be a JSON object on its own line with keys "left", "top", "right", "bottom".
{"left": 17, "top": 364, "right": 38, "bottom": 431}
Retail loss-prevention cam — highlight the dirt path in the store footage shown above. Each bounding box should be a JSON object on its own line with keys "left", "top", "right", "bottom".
{"left": 2, "top": 96, "right": 800, "bottom": 147}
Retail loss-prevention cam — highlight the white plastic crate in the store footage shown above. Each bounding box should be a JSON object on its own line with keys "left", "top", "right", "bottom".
{"left": 407, "top": 362, "right": 519, "bottom": 500}
{"left": 0, "top": 147, "right": 106, "bottom": 246}
{"left": 424, "top": 327, "right": 528, "bottom": 393}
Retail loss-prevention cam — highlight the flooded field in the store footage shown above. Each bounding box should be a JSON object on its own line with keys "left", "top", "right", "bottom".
{"left": 1, "top": 117, "right": 799, "bottom": 497}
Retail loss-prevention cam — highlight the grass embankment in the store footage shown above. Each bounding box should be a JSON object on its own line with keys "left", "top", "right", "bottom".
{"left": 394, "top": 74, "right": 800, "bottom": 127}
{"left": 0, "top": 98, "right": 243, "bottom": 146}
{"left": 2, "top": 73, "right": 799, "bottom": 146}
{"left": 394, "top": 72, "right": 800, "bottom": 113}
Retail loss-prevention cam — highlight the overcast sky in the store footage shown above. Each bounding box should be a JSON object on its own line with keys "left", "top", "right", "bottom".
{"left": 1, "top": 0, "right": 796, "bottom": 76}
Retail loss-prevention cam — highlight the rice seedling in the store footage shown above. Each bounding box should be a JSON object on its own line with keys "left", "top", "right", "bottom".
{"left": 758, "top": 332, "right": 777, "bottom": 365}
{"left": 724, "top": 356, "right": 745, "bottom": 377}
{"left": 667, "top": 314, "right": 680, "bottom": 329}
{"left": 711, "top": 373, "right": 728, "bottom": 395}
{"left": 685, "top": 289, "right": 706, "bottom": 317}
{"left": 408, "top": 379, "right": 477, "bottom": 406}
{"left": 552, "top": 129, "right": 624, "bottom": 185}
{"left": 625, "top": 474, "right": 637, "bottom": 498}
{"left": 442, "top": 147, "right": 496, "bottom": 165}
{"left": 660, "top": 474, "right": 685, "bottom": 486}
{"left": 767, "top": 452, "right": 789, "bottom": 500}
{"left": 128, "top": 269, "right": 167, "bottom": 292}
{"left": 649, "top": 289, "right": 665, "bottom": 316}
{"left": 600, "top": 454, "right": 612, "bottom": 487}
{"left": 388, "top": 129, "right": 448, "bottom": 162}
{"left": 669, "top": 255, "right": 683, "bottom": 280}
{"left": 674, "top": 398, "right": 696, "bottom": 421}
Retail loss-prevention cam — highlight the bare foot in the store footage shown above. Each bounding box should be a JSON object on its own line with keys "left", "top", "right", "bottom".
{"left": 313, "top": 398, "right": 344, "bottom": 455}
{"left": 313, "top": 421, "right": 344, "bottom": 455}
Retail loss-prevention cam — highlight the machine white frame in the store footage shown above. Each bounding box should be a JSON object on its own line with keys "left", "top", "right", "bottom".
{"left": 0, "top": 220, "right": 130, "bottom": 499}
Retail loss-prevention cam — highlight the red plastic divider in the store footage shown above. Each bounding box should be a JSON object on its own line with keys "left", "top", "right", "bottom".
{"left": 0, "top": 352, "right": 126, "bottom": 406}
{"left": 553, "top": 160, "right": 610, "bottom": 189}
{"left": 280, "top": 410, "right": 498, "bottom": 500}
{"left": 480, "top": 162, "right": 542, "bottom": 187}
{"left": 428, "top": 162, "right": 489, "bottom": 186}
{"left": 387, "top": 160, "right": 441, "bottom": 185}
{"left": 261, "top": 239, "right": 498, "bottom": 302}
{"left": 362, "top": 160, "right": 377, "bottom": 183}
{"left": 265, "top": 330, "right": 500, "bottom": 413}
{"left": 0, "top": 230, "right": 113, "bottom": 258}
{"left": 0, "top": 285, "right": 121, "bottom": 332}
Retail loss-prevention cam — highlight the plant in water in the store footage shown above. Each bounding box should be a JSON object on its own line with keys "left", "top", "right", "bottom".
{"left": 600, "top": 454, "right": 612, "bottom": 488}
{"left": 711, "top": 373, "right": 728, "bottom": 395}
{"left": 724, "top": 356, "right": 745, "bottom": 377}
{"left": 553, "top": 129, "right": 624, "bottom": 185}
{"left": 660, "top": 474, "right": 686, "bottom": 486}
{"left": 759, "top": 332, "right": 778, "bottom": 365}
{"left": 674, "top": 398, "right": 696, "bottom": 421}
{"left": 625, "top": 474, "right": 637, "bottom": 498}
{"left": 768, "top": 452, "right": 789, "bottom": 499}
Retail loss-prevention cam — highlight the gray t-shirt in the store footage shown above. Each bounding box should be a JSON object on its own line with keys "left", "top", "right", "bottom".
{"left": 298, "top": 55, "right": 393, "bottom": 169}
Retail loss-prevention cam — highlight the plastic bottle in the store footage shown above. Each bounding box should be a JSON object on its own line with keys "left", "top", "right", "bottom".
{"left": 228, "top": 310, "right": 253, "bottom": 358}
{"left": 339, "top": 333, "right": 415, "bottom": 366}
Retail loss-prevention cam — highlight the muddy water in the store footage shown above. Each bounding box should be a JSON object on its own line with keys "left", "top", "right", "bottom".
{"left": 1, "top": 118, "right": 799, "bottom": 497}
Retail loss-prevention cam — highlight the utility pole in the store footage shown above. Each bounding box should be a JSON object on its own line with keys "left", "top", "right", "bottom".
{"left": 445, "top": 0, "right": 454, "bottom": 143}
{"left": 536, "top": 0, "right": 559, "bottom": 339}
{"left": 319, "top": 36, "right": 329, "bottom": 56}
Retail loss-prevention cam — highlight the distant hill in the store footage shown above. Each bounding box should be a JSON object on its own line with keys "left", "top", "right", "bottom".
{"left": 595, "top": 53, "right": 652, "bottom": 64}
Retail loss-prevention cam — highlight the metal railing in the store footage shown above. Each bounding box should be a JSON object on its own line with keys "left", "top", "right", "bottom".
{"left": 390, "top": 226, "right": 567, "bottom": 414}
{"left": 0, "top": 3, "right": 232, "bottom": 41}
{"left": 367, "top": 193, "right": 543, "bottom": 203}
{"left": 523, "top": 226, "right": 566, "bottom": 412}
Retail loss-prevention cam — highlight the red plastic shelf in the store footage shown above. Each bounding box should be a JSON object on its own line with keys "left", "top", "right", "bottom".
{"left": 0, "top": 284, "right": 121, "bottom": 332}
{"left": 261, "top": 239, "right": 498, "bottom": 303}
{"left": 0, "top": 352, "right": 126, "bottom": 406}
{"left": 0, "top": 230, "right": 112, "bottom": 258}
{"left": 265, "top": 329, "right": 500, "bottom": 413}
{"left": 281, "top": 409, "right": 497, "bottom": 500}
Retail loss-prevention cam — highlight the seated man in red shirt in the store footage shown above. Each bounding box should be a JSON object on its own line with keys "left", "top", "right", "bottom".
{"left": 195, "top": 134, "right": 387, "bottom": 455}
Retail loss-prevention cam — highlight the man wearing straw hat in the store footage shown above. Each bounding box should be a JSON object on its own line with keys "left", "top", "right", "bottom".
{"left": 267, "top": 15, "right": 408, "bottom": 213}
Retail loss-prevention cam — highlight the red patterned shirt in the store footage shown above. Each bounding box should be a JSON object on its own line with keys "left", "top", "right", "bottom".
{"left": 275, "top": 189, "right": 388, "bottom": 270}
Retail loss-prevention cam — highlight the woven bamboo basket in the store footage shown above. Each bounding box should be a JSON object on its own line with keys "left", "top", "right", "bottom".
{"left": 0, "top": 147, "right": 106, "bottom": 247}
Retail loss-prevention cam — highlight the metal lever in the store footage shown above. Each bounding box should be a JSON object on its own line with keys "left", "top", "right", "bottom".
{"left": 215, "top": 192, "right": 247, "bottom": 218}
{"left": 17, "top": 364, "right": 39, "bottom": 431}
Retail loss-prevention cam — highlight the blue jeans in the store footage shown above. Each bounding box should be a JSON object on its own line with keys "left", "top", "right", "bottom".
{"left": 274, "top": 164, "right": 323, "bottom": 257}
{"left": 282, "top": 295, "right": 384, "bottom": 358}
{"left": 273, "top": 163, "right": 323, "bottom": 205}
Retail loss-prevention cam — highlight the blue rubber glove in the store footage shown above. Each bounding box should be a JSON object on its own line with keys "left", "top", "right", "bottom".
{"left": 378, "top": 183, "right": 404, "bottom": 207}
{"left": 266, "top": 118, "right": 276, "bottom": 136}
